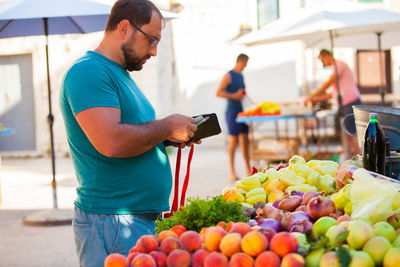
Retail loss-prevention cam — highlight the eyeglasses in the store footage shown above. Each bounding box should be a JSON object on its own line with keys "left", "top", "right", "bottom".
{"left": 131, "top": 23, "right": 159, "bottom": 48}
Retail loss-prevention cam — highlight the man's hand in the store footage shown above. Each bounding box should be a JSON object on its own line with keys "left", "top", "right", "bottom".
{"left": 162, "top": 114, "right": 198, "bottom": 144}
{"left": 233, "top": 89, "right": 245, "bottom": 101}
{"left": 304, "top": 95, "right": 312, "bottom": 105}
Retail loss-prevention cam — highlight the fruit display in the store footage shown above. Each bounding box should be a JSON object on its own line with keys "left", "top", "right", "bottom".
{"left": 223, "top": 155, "right": 339, "bottom": 207}
{"left": 104, "top": 154, "right": 400, "bottom": 266}
{"left": 105, "top": 215, "right": 400, "bottom": 267}
{"left": 105, "top": 222, "right": 305, "bottom": 267}
{"left": 237, "top": 102, "right": 280, "bottom": 117}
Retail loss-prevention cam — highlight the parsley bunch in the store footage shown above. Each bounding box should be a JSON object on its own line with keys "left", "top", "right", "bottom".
{"left": 155, "top": 195, "right": 247, "bottom": 234}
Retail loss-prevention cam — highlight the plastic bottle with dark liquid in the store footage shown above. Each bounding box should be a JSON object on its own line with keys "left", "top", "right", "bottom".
{"left": 362, "top": 113, "right": 386, "bottom": 175}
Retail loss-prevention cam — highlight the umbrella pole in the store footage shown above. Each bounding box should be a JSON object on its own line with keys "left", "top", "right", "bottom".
{"left": 377, "top": 32, "right": 385, "bottom": 105}
{"left": 43, "top": 18, "right": 58, "bottom": 209}
{"left": 329, "top": 30, "right": 342, "bottom": 108}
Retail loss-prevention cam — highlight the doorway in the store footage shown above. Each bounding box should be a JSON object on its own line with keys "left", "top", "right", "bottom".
{"left": 0, "top": 54, "right": 36, "bottom": 151}
{"left": 356, "top": 50, "right": 392, "bottom": 96}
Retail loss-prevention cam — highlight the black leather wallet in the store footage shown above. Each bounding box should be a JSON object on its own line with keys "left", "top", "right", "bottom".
{"left": 164, "top": 113, "right": 221, "bottom": 146}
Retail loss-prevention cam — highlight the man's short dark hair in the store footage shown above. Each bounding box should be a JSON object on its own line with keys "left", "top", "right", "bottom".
{"left": 105, "top": 0, "right": 164, "bottom": 32}
{"left": 319, "top": 49, "right": 332, "bottom": 57}
{"left": 237, "top": 53, "right": 249, "bottom": 62}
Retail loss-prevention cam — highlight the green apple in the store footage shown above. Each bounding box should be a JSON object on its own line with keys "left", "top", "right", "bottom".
{"left": 313, "top": 216, "right": 337, "bottom": 237}
{"left": 383, "top": 247, "right": 400, "bottom": 267}
{"left": 346, "top": 220, "right": 375, "bottom": 250}
{"left": 392, "top": 235, "right": 400, "bottom": 247}
{"left": 363, "top": 236, "right": 392, "bottom": 265}
{"left": 361, "top": 219, "right": 373, "bottom": 227}
{"left": 336, "top": 215, "right": 352, "bottom": 225}
{"left": 305, "top": 248, "right": 325, "bottom": 267}
{"left": 291, "top": 232, "right": 310, "bottom": 255}
{"left": 325, "top": 225, "right": 347, "bottom": 248}
{"left": 349, "top": 250, "right": 374, "bottom": 267}
{"left": 373, "top": 221, "right": 396, "bottom": 242}
{"left": 338, "top": 220, "right": 351, "bottom": 230}
{"left": 319, "top": 251, "right": 340, "bottom": 267}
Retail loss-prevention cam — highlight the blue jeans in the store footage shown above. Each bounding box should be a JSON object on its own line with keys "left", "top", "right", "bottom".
{"left": 72, "top": 206, "right": 157, "bottom": 267}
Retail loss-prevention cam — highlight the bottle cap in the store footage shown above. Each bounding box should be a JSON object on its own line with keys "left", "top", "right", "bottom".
{"left": 369, "top": 113, "right": 378, "bottom": 119}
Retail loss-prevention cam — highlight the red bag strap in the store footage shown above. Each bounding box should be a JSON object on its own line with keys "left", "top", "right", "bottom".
{"left": 180, "top": 145, "right": 194, "bottom": 208}
{"left": 164, "top": 145, "right": 194, "bottom": 218}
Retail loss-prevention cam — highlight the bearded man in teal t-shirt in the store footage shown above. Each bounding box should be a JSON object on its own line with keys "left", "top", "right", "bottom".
{"left": 59, "top": 1, "right": 199, "bottom": 266}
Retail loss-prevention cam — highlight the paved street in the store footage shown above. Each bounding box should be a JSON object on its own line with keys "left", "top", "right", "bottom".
{"left": 0, "top": 144, "right": 248, "bottom": 266}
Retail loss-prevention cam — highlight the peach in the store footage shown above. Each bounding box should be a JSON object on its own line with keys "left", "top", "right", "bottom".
{"left": 149, "top": 251, "right": 167, "bottom": 267}
{"left": 229, "top": 252, "right": 254, "bottom": 267}
{"left": 255, "top": 251, "right": 281, "bottom": 267}
{"left": 170, "top": 225, "right": 186, "bottom": 237}
{"left": 158, "top": 230, "right": 178, "bottom": 244}
{"left": 127, "top": 252, "right": 139, "bottom": 266}
{"left": 166, "top": 249, "right": 191, "bottom": 267}
{"left": 204, "top": 226, "right": 227, "bottom": 252}
{"left": 130, "top": 253, "right": 156, "bottom": 267}
{"left": 241, "top": 231, "right": 268, "bottom": 257}
{"left": 229, "top": 222, "right": 252, "bottom": 237}
{"left": 104, "top": 253, "right": 128, "bottom": 267}
{"left": 192, "top": 248, "right": 211, "bottom": 267}
{"left": 281, "top": 253, "right": 305, "bottom": 267}
{"left": 270, "top": 232, "right": 299, "bottom": 257}
{"left": 199, "top": 227, "right": 208, "bottom": 242}
{"left": 219, "top": 233, "right": 242, "bottom": 257}
{"left": 226, "top": 221, "right": 235, "bottom": 232}
{"left": 180, "top": 230, "right": 202, "bottom": 252}
{"left": 204, "top": 252, "right": 229, "bottom": 267}
{"left": 160, "top": 236, "right": 181, "bottom": 255}
{"left": 129, "top": 246, "right": 139, "bottom": 254}
{"left": 135, "top": 235, "right": 159, "bottom": 253}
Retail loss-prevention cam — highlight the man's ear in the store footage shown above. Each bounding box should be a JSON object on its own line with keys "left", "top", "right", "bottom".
{"left": 117, "top": 19, "right": 131, "bottom": 40}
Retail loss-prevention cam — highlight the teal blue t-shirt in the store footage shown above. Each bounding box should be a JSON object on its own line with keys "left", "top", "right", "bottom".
{"left": 60, "top": 51, "right": 172, "bottom": 214}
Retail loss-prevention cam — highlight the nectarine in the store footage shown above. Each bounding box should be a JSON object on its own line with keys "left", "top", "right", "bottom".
{"left": 255, "top": 251, "right": 280, "bottom": 267}
{"left": 160, "top": 236, "right": 181, "bottom": 255}
{"left": 130, "top": 253, "right": 156, "bottom": 267}
{"left": 204, "top": 226, "right": 227, "bottom": 252}
{"left": 219, "top": 233, "right": 242, "bottom": 257}
{"left": 166, "top": 249, "right": 191, "bottom": 267}
{"left": 104, "top": 253, "right": 128, "bottom": 267}
{"left": 270, "top": 232, "right": 298, "bottom": 257}
{"left": 180, "top": 230, "right": 202, "bottom": 252}
{"left": 170, "top": 225, "right": 186, "bottom": 237}
{"left": 241, "top": 231, "right": 268, "bottom": 257}
{"left": 204, "top": 252, "right": 228, "bottom": 267}
{"left": 229, "top": 252, "right": 254, "bottom": 267}
{"left": 192, "top": 249, "right": 211, "bottom": 267}
{"left": 135, "top": 235, "right": 159, "bottom": 253}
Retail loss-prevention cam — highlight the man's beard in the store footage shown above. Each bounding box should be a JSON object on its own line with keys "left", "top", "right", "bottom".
{"left": 121, "top": 37, "right": 151, "bottom": 71}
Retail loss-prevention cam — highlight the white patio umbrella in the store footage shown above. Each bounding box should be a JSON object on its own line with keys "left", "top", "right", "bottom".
{"left": 233, "top": 0, "right": 400, "bottom": 104}
{"left": 0, "top": 0, "right": 177, "bottom": 218}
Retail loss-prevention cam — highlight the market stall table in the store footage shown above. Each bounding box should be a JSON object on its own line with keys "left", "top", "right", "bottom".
{"left": 237, "top": 113, "right": 316, "bottom": 163}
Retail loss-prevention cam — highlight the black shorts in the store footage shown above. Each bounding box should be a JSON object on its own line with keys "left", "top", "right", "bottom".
{"left": 337, "top": 98, "right": 362, "bottom": 133}
{"left": 340, "top": 98, "right": 362, "bottom": 117}
{"left": 225, "top": 112, "right": 249, "bottom": 136}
